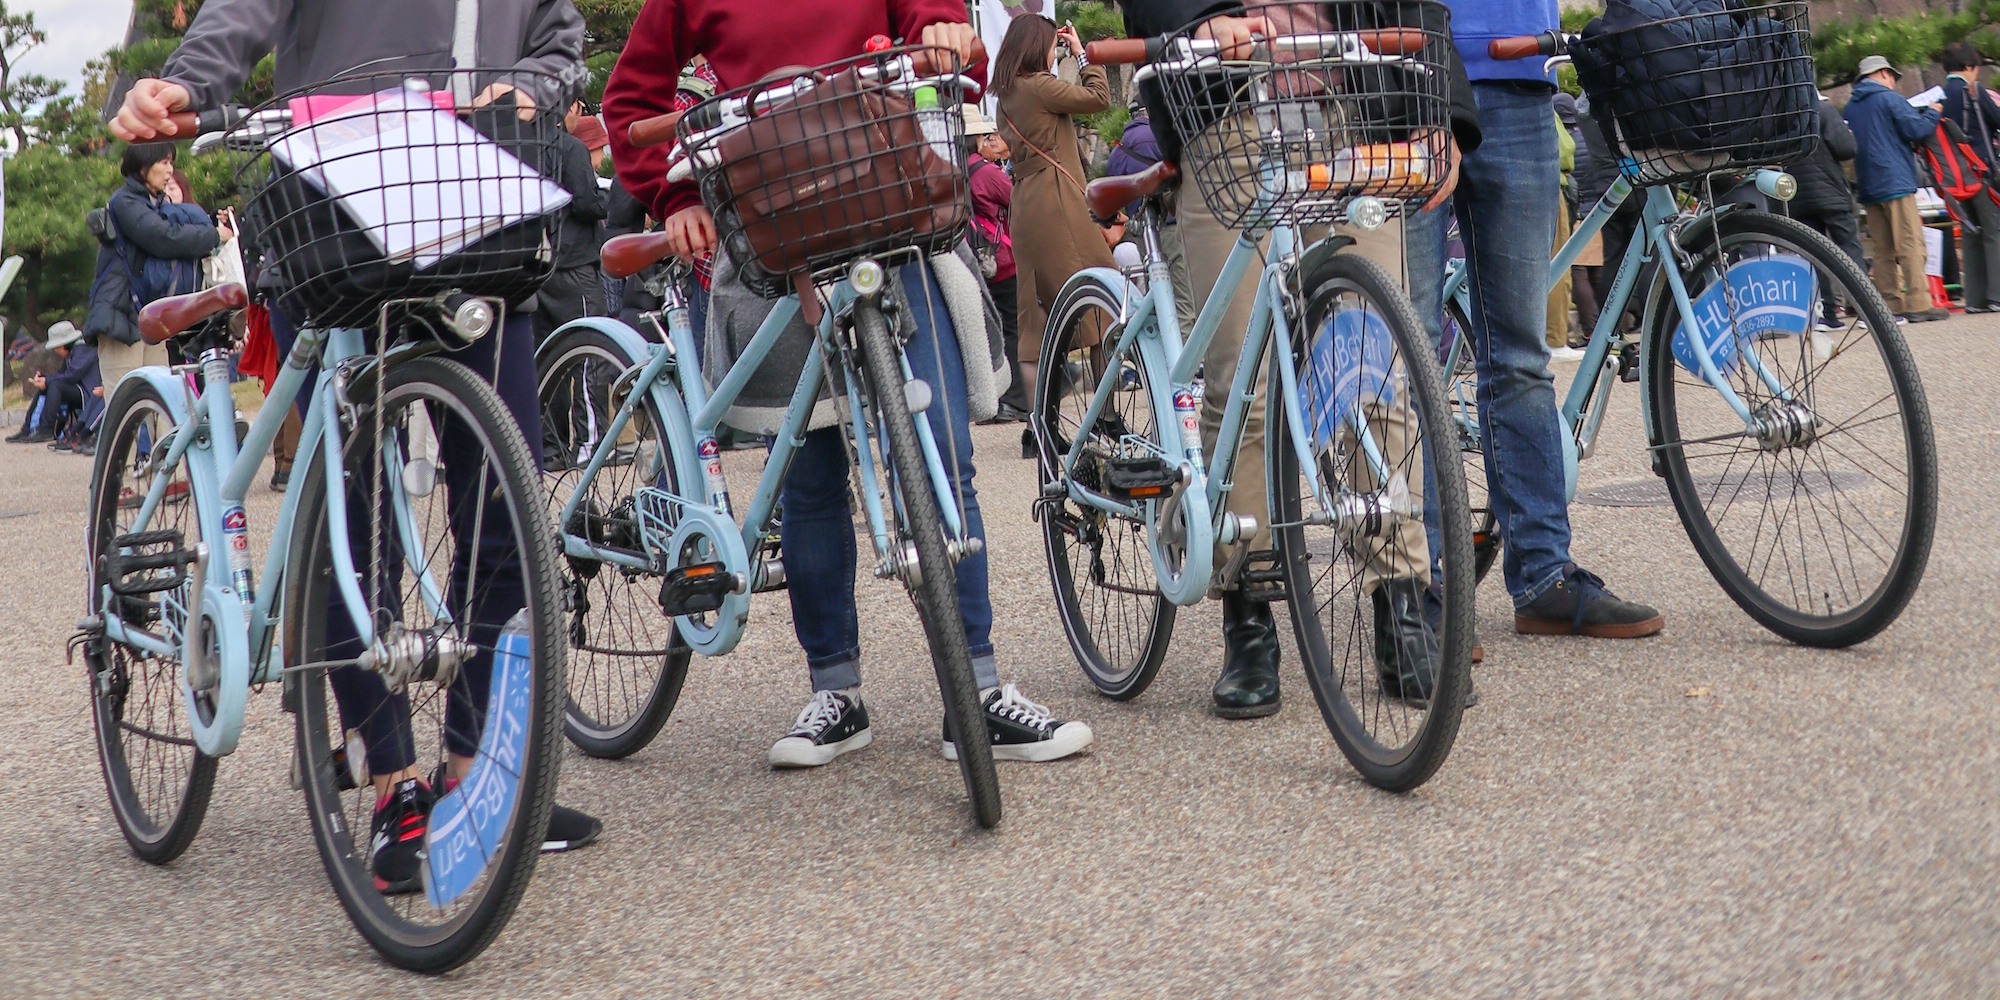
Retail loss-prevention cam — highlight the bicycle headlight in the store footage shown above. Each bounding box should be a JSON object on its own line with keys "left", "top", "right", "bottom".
{"left": 849, "top": 260, "right": 886, "bottom": 298}
{"left": 1347, "top": 196, "right": 1389, "bottom": 233}
{"left": 447, "top": 296, "right": 497, "bottom": 344}
{"left": 1756, "top": 171, "right": 1798, "bottom": 203}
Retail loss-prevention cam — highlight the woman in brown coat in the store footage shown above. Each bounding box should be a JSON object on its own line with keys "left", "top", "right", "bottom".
{"left": 994, "top": 15, "right": 1113, "bottom": 411}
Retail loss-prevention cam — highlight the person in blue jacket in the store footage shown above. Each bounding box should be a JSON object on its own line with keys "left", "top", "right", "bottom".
{"left": 1845, "top": 54, "right": 1948, "bottom": 323}
{"left": 1404, "top": 0, "right": 1664, "bottom": 643}
{"left": 18, "top": 322, "right": 101, "bottom": 450}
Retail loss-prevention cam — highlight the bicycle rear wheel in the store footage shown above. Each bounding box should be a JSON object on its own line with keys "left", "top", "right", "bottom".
{"left": 85, "top": 378, "right": 216, "bottom": 864}
{"left": 1645, "top": 210, "right": 1936, "bottom": 647}
{"left": 1033, "top": 275, "right": 1176, "bottom": 699}
{"left": 537, "top": 326, "right": 691, "bottom": 758}
{"left": 851, "top": 294, "right": 1001, "bottom": 829}
{"left": 1270, "top": 252, "right": 1474, "bottom": 792}
{"left": 286, "top": 355, "right": 564, "bottom": 972}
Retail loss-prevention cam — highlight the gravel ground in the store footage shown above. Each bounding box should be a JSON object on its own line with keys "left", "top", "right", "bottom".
{"left": 1, "top": 315, "right": 1995, "bottom": 998}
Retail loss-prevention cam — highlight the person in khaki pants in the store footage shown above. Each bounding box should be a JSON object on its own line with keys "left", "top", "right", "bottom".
{"left": 1844, "top": 54, "right": 1948, "bottom": 323}
{"left": 1120, "top": 2, "right": 1481, "bottom": 718}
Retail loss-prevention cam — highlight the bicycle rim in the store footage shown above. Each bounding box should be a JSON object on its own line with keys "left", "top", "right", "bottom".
{"left": 1646, "top": 210, "right": 1937, "bottom": 647}
{"left": 852, "top": 295, "right": 1001, "bottom": 829}
{"left": 1034, "top": 276, "right": 1176, "bottom": 700}
{"left": 538, "top": 328, "right": 691, "bottom": 758}
{"left": 1273, "top": 252, "right": 1474, "bottom": 792}
{"left": 287, "top": 355, "right": 564, "bottom": 972}
{"left": 86, "top": 379, "right": 217, "bottom": 864}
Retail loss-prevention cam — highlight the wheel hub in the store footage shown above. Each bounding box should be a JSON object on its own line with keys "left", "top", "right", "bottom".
{"left": 1751, "top": 401, "right": 1822, "bottom": 451}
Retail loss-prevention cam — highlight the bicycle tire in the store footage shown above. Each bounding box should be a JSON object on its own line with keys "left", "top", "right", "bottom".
{"left": 1442, "top": 298, "right": 1502, "bottom": 584}
{"left": 1033, "top": 275, "right": 1176, "bottom": 700}
{"left": 537, "top": 326, "right": 692, "bottom": 758}
{"left": 85, "top": 377, "right": 218, "bottom": 865}
{"left": 286, "top": 355, "right": 565, "bottom": 972}
{"left": 1271, "top": 252, "right": 1474, "bottom": 792}
{"left": 851, "top": 294, "right": 1002, "bottom": 829}
{"left": 1644, "top": 210, "right": 1936, "bottom": 647}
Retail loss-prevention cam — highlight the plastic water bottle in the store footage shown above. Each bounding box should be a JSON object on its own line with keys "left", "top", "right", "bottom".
{"left": 913, "top": 86, "right": 953, "bottom": 166}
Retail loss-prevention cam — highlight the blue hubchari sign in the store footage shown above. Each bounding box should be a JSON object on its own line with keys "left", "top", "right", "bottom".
{"left": 1673, "top": 254, "right": 1816, "bottom": 380}
{"left": 1306, "top": 304, "right": 1399, "bottom": 452}
{"left": 424, "top": 627, "right": 533, "bottom": 908}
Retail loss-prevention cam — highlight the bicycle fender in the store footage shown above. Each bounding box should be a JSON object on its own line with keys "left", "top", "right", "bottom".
{"left": 1296, "top": 234, "right": 1360, "bottom": 293}
{"left": 541, "top": 317, "right": 705, "bottom": 497}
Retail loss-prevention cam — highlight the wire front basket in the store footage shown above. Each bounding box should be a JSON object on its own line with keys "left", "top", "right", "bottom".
{"left": 1571, "top": 2, "right": 1817, "bottom": 186}
{"left": 1153, "top": 0, "right": 1457, "bottom": 231}
{"left": 678, "top": 46, "right": 972, "bottom": 299}
{"left": 230, "top": 69, "right": 571, "bottom": 331}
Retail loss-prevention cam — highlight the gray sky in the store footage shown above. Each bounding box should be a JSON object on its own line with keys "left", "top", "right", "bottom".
{"left": 11, "top": 0, "right": 128, "bottom": 95}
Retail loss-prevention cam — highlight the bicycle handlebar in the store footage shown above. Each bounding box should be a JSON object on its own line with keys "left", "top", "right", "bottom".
{"left": 1489, "top": 32, "right": 1564, "bottom": 61}
{"left": 626, "top": 40, "right": 986, "bottom": 150}
{"left": 1088, "top": 28, "right": 1427, "bottom": 66}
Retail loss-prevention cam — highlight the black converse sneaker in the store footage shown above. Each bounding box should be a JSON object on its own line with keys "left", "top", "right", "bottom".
{"left": 370, "top": 778, "right": 433, "bottom": 895}
{"left": 942, "top": 684, "right": 1094, "bottom": 763}
{"left": 768, "top": 690, "right": 872, "bottom": 768}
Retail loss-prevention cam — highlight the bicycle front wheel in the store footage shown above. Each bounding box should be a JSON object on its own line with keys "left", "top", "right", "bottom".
{"left": 1645, "top": 210, "right": 1936, "bottom": 647}
{"left": 1034, "top": 274, "right": 1176, "bottom": 699}
{"left": 85, "top": 377, "right": 217, "bottom": 864}
{"left": 1269, "top": 252, "right": 1475, "bottom": 792}
{"left": 538, "top": 325, "right": 692, "bottom": 758}
{"left": 286, "top": 355, "right": 565, "bottom": 972}
{"left": 851, "top": 295, "right": 1001, "bottom": 829}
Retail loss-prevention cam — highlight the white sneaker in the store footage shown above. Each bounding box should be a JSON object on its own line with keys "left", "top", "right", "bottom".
{"left": 942, "top": 684, "right": 1093, "bottom": 763}
{"left": 1548, "top": 346, "right": 1588, "bottom": 363}
{"left": 768, "top": 690, "right": 873, "bottom": 768}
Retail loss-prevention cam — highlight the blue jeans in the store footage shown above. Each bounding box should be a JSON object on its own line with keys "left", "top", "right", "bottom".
{"left": 779, "top": 263, "right": 998, "bottom": 692}
{"left": 1406, "top": 82, "right": 1574, "bottom": 606}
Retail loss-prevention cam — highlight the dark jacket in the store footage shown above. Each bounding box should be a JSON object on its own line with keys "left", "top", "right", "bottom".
{"left": 1105, "top": 112, "right": 1171, "bottom": 219}
{"left": 603, "top": 177, "right": 648, "bottom": 242}
{"left": 1792, "top": 98, "right": 1858, "bottom": 215}
{"left": 85, "top": 178, "right": 221, "bottom": 346}
{"left": 46, "top": 342, "right": 103, "bottom": 398}
{"left": 552, "top": 130, "right": 608, "bottom": 270}
{"left": 1942, "top": 75, "right": 2000, "bottom": 171}
{"left": 1844, "top": 79, "right": 1941, "bottom": 206}
{"left": 1118, "top": 1, "right": 1482, "bottom": 164}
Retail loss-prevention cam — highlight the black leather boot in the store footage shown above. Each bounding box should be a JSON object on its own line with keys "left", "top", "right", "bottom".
{"left": 1212, "top": 590, "right": 1281, "bottom": 718}
{"left": 1374, "top": 579, "right": 1440, "bottom": 707}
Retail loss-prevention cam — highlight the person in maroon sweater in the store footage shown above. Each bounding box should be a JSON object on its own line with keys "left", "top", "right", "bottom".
{"left": 604, "top": 1, "right": 1095, "bottom": 770}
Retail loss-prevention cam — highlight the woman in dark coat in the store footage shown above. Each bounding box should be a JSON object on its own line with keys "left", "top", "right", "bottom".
{"left": 84, "top": 143, "right": 229, "bottom": 389}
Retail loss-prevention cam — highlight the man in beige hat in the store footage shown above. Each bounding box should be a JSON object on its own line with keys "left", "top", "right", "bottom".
{"left": 1845, "top": 54, "right": 1948, "bottom": 323}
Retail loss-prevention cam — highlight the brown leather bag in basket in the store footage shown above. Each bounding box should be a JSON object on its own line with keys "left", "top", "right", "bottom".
{"left": 711, "top": 67, "right": 961, "bottom": 287}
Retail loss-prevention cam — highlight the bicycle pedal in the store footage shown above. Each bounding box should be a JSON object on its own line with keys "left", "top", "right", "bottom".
{"left": 102, "top": 530, "right": 195, "bottom": 596}
{"left": 1105, "top": 455, "right": 1179, "bottom": 501}
{"left": 1238, "top": 550, "right": 1290, "bottom": 602}
{"left": 1618, "top": 342, "right": 1640, "bottom": 383}
{"left": 658, "top": 561, "right": 737, "bottom": 617}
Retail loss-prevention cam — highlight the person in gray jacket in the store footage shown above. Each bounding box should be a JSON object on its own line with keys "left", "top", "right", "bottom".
{"left": 1790, "top": 96, "right": 1866, "bottom": 327}
{"left": 111, "top": 0, "right": 598, "bottom": 894}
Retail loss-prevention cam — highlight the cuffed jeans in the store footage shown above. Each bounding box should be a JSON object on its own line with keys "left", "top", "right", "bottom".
{"left": 782, "top": 262, "right": 999, "bottom": 692}
{"left": 1404, "top": 82, "right": 1575, "bottom": 607}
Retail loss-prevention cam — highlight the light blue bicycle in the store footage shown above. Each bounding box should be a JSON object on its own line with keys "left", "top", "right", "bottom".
{"left": 1039, "top": 16, "right": 1477, "bottom": 791}
{"left": 535, "top": 45, "right": 1004, "bottom": 826}
{"left": 78, "top": 77, "right": 571, "bottom": 973}
{"left": 1446, "top": 27, "right": 1936, "bottom": 647}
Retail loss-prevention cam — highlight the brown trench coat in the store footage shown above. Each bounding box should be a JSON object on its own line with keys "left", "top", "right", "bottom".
{"left": 997, "top": 64, "right": 1114, "bottom": 360}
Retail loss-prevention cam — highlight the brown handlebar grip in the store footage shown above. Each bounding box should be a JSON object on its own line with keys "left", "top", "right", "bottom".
{"left": 1357, "top": 29, "right": 1428, "bottom": 56}
{"left": 162, "top": 111, "right": 202, "bottom": 137}
{"left": 1488, "top": 35, "right": 1550, "bottom": 61}
{"left": 1086, "top": 38, "right": 1150, "bottom": 65}
{"left": 627, "top": 110, "right": 685, "bottom": 149}
{"left": 909, "top": 38, "right": 990, "bottom": 77}
{"left": 139, "top": 283, "right": 249, "bottom": 345}
{"left": 600, "top": 232, "right": 680, "bottom": 280}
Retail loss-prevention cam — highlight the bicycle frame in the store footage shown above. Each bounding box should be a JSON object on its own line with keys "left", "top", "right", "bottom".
{"left": 548, "top": 263, "right": 972, "bottom": 658}
{"left": 97, "top": 324, "right": 450, "bottom": 757}
{"left": 1442, "top": 169, "right": 1798, "bottom": 475}
{"left": 1052, "top": 206, "right": 1385, "bottom": 607}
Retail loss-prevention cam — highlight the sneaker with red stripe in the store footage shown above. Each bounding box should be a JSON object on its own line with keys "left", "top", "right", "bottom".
{"left": 370, "top": 778, "right": 433, "bottom": 895}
